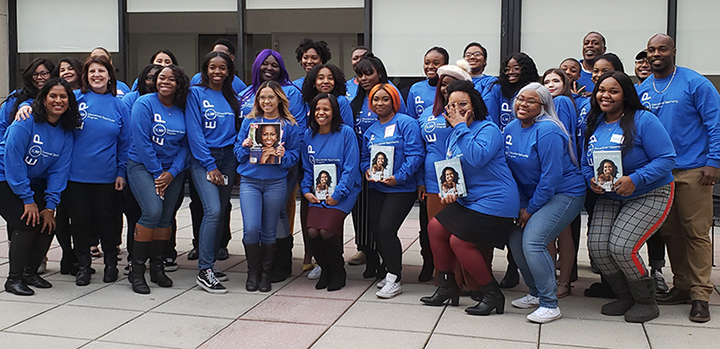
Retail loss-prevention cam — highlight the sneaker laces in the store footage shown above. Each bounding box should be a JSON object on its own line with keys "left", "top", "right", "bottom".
{"left": 205, "top": 269, "right": 220, "bottom": 284}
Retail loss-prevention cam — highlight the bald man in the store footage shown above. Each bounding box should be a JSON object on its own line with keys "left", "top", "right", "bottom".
{"left": 636, "top": 33, "right": 720, "bottom": 323}
{"left": 577, "top": 31, "right": 607, "bottom": 93}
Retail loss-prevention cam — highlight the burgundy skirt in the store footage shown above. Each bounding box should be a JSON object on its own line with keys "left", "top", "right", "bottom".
{"left": 307, "top": 206, "right": 348, "bottom": 237}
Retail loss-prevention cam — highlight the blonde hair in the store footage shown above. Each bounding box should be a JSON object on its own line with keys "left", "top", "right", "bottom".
{"left": 248, "top": 80, "right": 297, "bottom": 126}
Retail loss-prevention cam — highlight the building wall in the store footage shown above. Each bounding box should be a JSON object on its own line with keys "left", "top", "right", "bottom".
{"left": 0, "top": 0, "right": 8, "bottom": 100}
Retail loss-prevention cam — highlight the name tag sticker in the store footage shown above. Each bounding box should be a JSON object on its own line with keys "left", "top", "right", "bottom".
{"left": 384, "top": 124, "right": 396, "bottom": 138}
{"left": 610, "top": 134, "right": 624, "bottom": 144}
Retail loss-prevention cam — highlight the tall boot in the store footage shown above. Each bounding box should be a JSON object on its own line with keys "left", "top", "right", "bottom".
{"left": 308, "top": 236, "right": 330, "bottom": 290}
{"left": 259, "top": 243, "right": 275, "bottom": 292}
{"left": 243, "top": 242, "right": 260, "bottom": 292}
{"left": 625, "top": 277, "right": 659, "bottom": 323}
{"left": 465, "top": 279, "right": 505, "bottom": 315}
{"left": 499, "top": 252, "right": 519, "bottom": 288}
{"left": 420, "top": 271, "right": 459, "bottom": 306}
{"left": 418, "top": 230, "right": 434, "bottom": 283}
{"left": 271, "top": 235, "right": 293, "bottom": 283}
{"left": 149, "top": 240, "right": 173, "bottom": 287}
{"left": 600, "top": 273, "right": 634, "bottom": 316}
{"left": 24, "top": 232, "right": 54, "bottom": 288}
{"left": 75, "top": 250, "right": 93, "bottom": 286}
{"left": 6, "top": 230, "right": 35, "bottom": 296}
{"left": 102, "top": 243, "right": 119, "bottom": 283}
{"left": 129, "top": 241, "right": 151, "bottom": 294}
{"left": 325, "top": 235, "right": 346, "bottom": 292}
{"left": 362, "top": 247, "right": 380, "bottom": 279}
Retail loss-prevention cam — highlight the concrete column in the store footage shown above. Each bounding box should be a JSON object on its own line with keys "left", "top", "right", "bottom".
{"left": 0, "top": 0, "right": 9, "bottom": 101}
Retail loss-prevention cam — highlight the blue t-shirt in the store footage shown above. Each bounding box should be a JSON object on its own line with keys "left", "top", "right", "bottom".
{"left": 346, "top": 78, "right": 360, "bottom": 101}
{"left": 636, "top": 66, "right": 720, "bottom": 169}
{"left": 577, "top": 62, "right": 594, "bottom": 93}
{"left": 0, "top": 94, "right": 21, "bottom": 140}
{"left": 504, "top": 118, "right": 586, "bottom": 214}
{"left": 0, "top": 117, "right": 73, "bottom": 210}
{"left": 72, "top": 91, "right": 130, "bottom": 183}
{"left": 406, "top": 80, "right": 436, "bottom": 119}
{"left": 239, "top": 84, "right": 306, "bottom": 128}
{"left": 361, "top": 113, "right": 424, "bottom": 193}
{"left": 418, "top": 109, "right": 452, "bottom": 194}
{"left": 186, "top": 86, "right": 239, "bottom": 171}
{"left": 300, "top": 125, "right": 361, "bottom": 214}
{"left": 446, "top": 120, "right": 519, "bottom": 218}
{"left": 190, "top": 73, "right": 247, "bottom": 94}
{"left": 353, "top": 88, "right": 408, "bottom": 142}
{"left": 483, "top": 83, "right": 516, "bottom": 132}
{"left": 128, "top": 93, "right": 188, "bottom": 178}
{"left": 582, "top": 109, "right": 676, "bottom": 200}
{"left": 472, "top": 75, "right": 498, "bottom": 96}
{"left": 234, "top": 116, "right": 301, "bottom": 180}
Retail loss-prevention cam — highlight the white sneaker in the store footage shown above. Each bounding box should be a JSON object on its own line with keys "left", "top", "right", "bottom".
{"left": 308, "top": 265, "right": 322, "bottom": 280}
{"left": 527, "top": 306, "right": 562, "bottom": 323}
{"left": 376, "top": 278, "right": 386, "bottom": 288}
{"left": 376, "top": 273, "right": 402, "bottom": 299}
{"left": 511, "top": 294, "right": 540, "bottom": 309}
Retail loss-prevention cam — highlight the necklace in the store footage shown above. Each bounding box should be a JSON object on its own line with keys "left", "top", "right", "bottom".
{"left": 602, "top": 113, "right": 623, "bottom": 132}
{"left": 652, "top": 67, "right": 677, "bottom": 94}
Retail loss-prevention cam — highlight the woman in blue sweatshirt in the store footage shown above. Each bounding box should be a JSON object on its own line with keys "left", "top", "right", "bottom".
{"left": 0, "top": 78, "right": 77, "bottom": 295}
{"left": 126, "top": 65, "right": 190, "bottom": 294}
{"left": 293, "top": 38, "right": 331, "bottom": 89}
{"left": 186, "top": 52, "right": 240, "bottom": 294}
{"left": 505, "top": 83, "right": 586, "bottom": 324}
{"left": 360, "top": 83, "right": 423, "bottom": 299}
{"left": 420, "top": 80, "right": 518, "bottom": 316}
{"left": 406, "top": 47, "right": 448, "bottom": 119}
{"left": 584, "top": 71, "right": 676, "bottom": 323}
{"left": 301, "top": 93, "right": 361, "bottom": 291}
{"left": 0, "top": 58, "right": 55, "bottom": 143}
{"left": 234, "top": 80, "right": 301, "bottom": 293}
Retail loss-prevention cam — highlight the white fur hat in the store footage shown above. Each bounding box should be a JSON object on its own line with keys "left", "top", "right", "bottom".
{"left": 437, "top": 59, "right": 472, "bottom": 82}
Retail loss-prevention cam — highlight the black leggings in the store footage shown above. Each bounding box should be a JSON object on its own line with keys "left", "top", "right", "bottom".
{"left": 367, "top": 189, "right": 417, "bottom": 281}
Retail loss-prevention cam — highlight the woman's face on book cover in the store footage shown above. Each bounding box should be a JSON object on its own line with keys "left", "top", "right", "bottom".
{"left": 445, "top": 169, "right": 455, "bottom": 183}
{"left": 261, "top": 125, "right": 277, "bottom": 147}
{"left": 320, "top": 172, "right": 329, "bottom": 184}
{"left": 603, "top": 162, "right": 613, "bottom": 175}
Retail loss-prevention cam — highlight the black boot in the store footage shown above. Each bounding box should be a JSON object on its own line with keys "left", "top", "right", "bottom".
{"left": 128, "top": 241, "right": 151, "bottom": 294}
{"left": 625, "top": 277, "right": 659, "bottom": 323}
{"left": 270, "top": 235, "right": 293, "bottom": 283}
{"left": 23, "top": 267, "right": 52, "bottom": 288}
{"left": 418, "top": 230, "right": 434, "bottom": 283}
{"left": 243, "top": 242, "right": 260, "bottom": 292}
{"left": 103, "top": 244, "right": 119, "bottom": 283}
{"left": 309, "top": 236, "right": 330, "bottom": 290}
{"left": 75, "top": 253, "right": 92, "bottom": 286}
{"left": 421, "top": 271, "right": 459, "bottom": 306}
{"left": 601, "top": 273, "right": 633, "bottom": 316}
{"left": 5, "top": 273, "right": 34, "bottom": 296}
{"left": 363, "top": 248, "right": 380, "bottom": 279}
{"left": 499, "top": 252, "right": 519, "bottom": 288}
{"left": 259, "top": 243, "right": 275, "bottom": 292}
{"left": 149, "top": 240, "right": 173, "bottom": 287}
{"left": 465, "top": 280, "right": 505, "bottom": 315}
{"left": 326, "top": 235, "right": 346, "bottom": 292}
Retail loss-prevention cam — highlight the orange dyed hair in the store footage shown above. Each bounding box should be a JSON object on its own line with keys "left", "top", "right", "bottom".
{"left": 368, "top": 83, "right": 401, "bottom": 113}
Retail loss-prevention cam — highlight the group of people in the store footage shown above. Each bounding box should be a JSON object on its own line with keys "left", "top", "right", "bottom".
{"left": 0, "top": 31, "right": 717, "bottom": 326}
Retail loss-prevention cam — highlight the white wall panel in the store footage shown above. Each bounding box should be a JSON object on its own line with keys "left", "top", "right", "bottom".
{"left": 247, "top": 0, "right": 363, "bottom": 9}
{"left": 128, "top": 0, "right": 237, "bottom": 13}
{"left": 677, "top": 1, "right": 720, "bottom": 74}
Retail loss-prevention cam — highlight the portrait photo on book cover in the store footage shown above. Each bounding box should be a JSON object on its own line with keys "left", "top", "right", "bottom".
{"left": 593, "top": 150, "right": 623, "bottom": 192}
{"left": 313, "top": 164, "right": 337, "bottom": 201}
{"left": 434, "top": 157, "right": 466, "bottom": 198}
{"left": 370, "top": 145, "right": 394, "bottom": 181}
{"left": 249, "top": 123, "right": 282, "bottom": 165}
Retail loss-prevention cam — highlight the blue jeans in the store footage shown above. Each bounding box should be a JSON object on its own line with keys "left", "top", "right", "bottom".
{"left": 276, "top": 164, "right": 299, "bottom": 239}
{"left": 508, "top": 193, "right": 585, "bottom": 308}
{"left": 239, "top": 176, "right": 287, "bottom": 244}
{"left": 189, "top": 146, "right": 238, "bottom": 270}
{"left": 127, "top": 160, "right": 185, "bottom": 229}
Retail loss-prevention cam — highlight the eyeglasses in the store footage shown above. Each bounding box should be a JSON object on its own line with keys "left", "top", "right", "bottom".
{"left": 515, "top": 96, "right": 540, "bottom": 106}
{"left": 463, "top": 52, "right": 484, "bottom": 59}
{"left": 503, "top": 66, "right": 521, "bottom": 74}
{"left": 635, "top": 59, "right": 649, "bottom": 65}
{"left": 32, "top": 71, "right": 50, "bottom": 79}
{"left": 446, "top": 100, "right": 471, "bottom": 110}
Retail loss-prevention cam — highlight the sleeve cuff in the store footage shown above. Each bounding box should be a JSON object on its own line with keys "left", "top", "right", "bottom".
{"left": 706, "top": 159, "right": 720, "bottom": 168}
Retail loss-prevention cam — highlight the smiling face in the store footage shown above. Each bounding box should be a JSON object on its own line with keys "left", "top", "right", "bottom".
{"left": 320, "top": 172, "right": 329, "bottom": 184}
{"left": 260, "top": 125, "right": 278, "bottom": 147}
{"left": 423, "top": 50, "right": 445, "bottom": 80}
{"left": 257, "top": 86, "right": 279, "bottom": 115}
{"left": 371, "top": 88, "right": 394, "bottom": 118}
{"left": 301, "top": 48, "right": 322, "bottom": 73}
{"left": 444, "top": 169, "right": 455, "bottom": 183}
{"left": 156, "top": 67, "right": 177, "bottom": 98}
{"left": 260, "top": 55, "right": 281, "bottom": 82}
{"left": 314, "top": 98, "right": 333, "bottom": 128}
{"left": 514, "top": 89, "right": 542, "bottom": 125}
{"left": 543, "top": 72, "right": 565, "bottom": 97}
{"left": 603, "top": 162, "right": 613, "bottom": 175}
{"left": 58, "top": 62, "right": 78, "bottom": 86}
{"left": 504, "top": 58, "right": 521, "bottom": 84}
{"left": 464, "top": 45, "right": 486, "bottom": 73}
{"left": 591, "top": 59, "right": 614, "bottom": 84}
{"left": 153, "top": 53, "right": 173, "bottom": 67}
{"left": 207, "top": 56, "right": 229, "bottom": 89}
{"left": 596, "top": 77, "right": 624, "bottom": 116}
{"left": 87, "top": 62, "right": 110, "bottom": 94}
{"left": 358, "top": 67, "right": 380, "bottom": 92}
{"left": 440, "top": 76, "right": 458, "bottom": 100}
{"left": 44, "top": 85, "right": 69, "bottom": 119}
{"left": 582, "top": 33, "right": 606, "bottom": 62}
{"left": 647, "top": 35, "right": 676, "bottom": 75}
{"left": 314, "top": 67, "right": 335, "bottom": 93}
{"left": 33, "top": 64, "right": 51, "bottom": 89}
{"left": 634, "top": 58, "right": 652, "bottom": 81}
{"left": 560, "top": 59, "right": 581, "bottom": 82}
{"left": 376, "top": 153, "right": 386, "bottom": 166}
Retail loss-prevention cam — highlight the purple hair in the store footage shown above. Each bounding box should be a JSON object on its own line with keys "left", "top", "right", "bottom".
{"left": 248, "top": 49, "right": 293, "bottom": 96}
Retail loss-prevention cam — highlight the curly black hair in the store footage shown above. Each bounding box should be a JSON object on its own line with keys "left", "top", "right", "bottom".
{"left": 295, "top": 38, "right": 331, "bottom": 63}
{"left": 316, "top": 170, "right": 333, "bottom": 187}
{"left": 445, "top": 80, "right": 488, "bottom": 122}
{"left": 596, "top": 159, "right": 618, "bottom": 178}
{"left": 439, "top": 166, "right": 459, "bottom": 185}
{"left": 372, "top": 151, "right": 388, "bottom": 169}
{"left": 495, "top": 52, "right": 539, "bottom": 99}
{"left": 153, "top": 65, "right": 190, "bottom": 110}
{"left": 302, "top": 64, "right": 347, "bottom": 104}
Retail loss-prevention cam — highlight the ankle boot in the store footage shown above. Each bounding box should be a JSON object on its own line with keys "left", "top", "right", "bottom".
{"left": 363, "top": 248, "right": 380, "bottom": 278}
{"left": 149, "top": 241, "right": 173, "bottom": 287}
{"left": 259, "top": 243, "right": 275, "bottom": 292}
{"left": 601, "top": 273, "right": 634, "bottom": 316}
{"left": 625, "top": 276, "right": 659, "bottom": 323}
{"left": 421, "top": 271, "right": 459, "bottom": 306}
{"left": 309, "top": 237, "right": 330, "bottom": 290}
{"left": 326, "top": 236, "right": 346, "bottom": 292}
{"left": 499, "top": 253, "right": 519, "bottom": 288}
{"left": 129, "top": 240, "right": 151, "bottom": 294}
{"left": 418, "top": 234, "right": 434, "bottom": 283}
{"left": 243, "top": 242, "right": 260, "bottom": 292}
{"left": 75, "top": 252, "right": 92, "bottom": 286}
{"left": 465, "top": 280, "right": 505, "bottom": 315}
{"left": 5, "top": 273, "right": 34, "bottom": 296}
{"left": 270, "top": 235, "right": 293, "bottom": 283}
{"left": 23, "top": 267, "right": 52, "bottom": 288}
{"left": 103, "top": 244, "right": 119, "bottom": 283}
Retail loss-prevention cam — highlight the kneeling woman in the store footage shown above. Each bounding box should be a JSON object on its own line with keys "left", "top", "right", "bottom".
{"left": 301, "top": 93, "right": 361, "bottom": 291}
{"left": 583, "top": 71, "right": 675, "bottom": 323}
{"left": 505, "top": 83, "right": 586, "bottom": 324}
{"left": 127, "top": 65, "right": 190, "bottom": 294}
{"left": 422, "top": 80, "right": 518, "bottom": 314}
{"left": 235, "top": 80, "right": 301, "bottom": 293}
{"left": 0, "top": 78, "right": 77, "bottom": 295}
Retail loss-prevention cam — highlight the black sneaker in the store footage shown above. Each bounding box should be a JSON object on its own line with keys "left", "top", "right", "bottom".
{"left": 196, "top": 269, "right": 227, "bottom": 294}
{"left": 164, "top": 258, "right": 178, "bottom": 272}
{"left": 123, "top": 262, "right": 132, "bottom": 276}
{"left": 217, "top": 247, "right": 230, "bottom": 261}
{"left": 212, "top": 266, "right": 229, "bottom": 282}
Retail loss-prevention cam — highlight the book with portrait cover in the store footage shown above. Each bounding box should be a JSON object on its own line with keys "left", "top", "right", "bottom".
{"left": 370, "top": 145, "right": 394, "bottom": 181}
{"left": 593, "top": 150, "right": 623, "bottom": 192}
{"left": 313, "top": 164, "right": 337, "bottom": 201}
{"left": 434, "top": 158, "right": 466, "bottom": 198}
{"left": 249, "top": 123, "right": 282, "bottom": 165}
